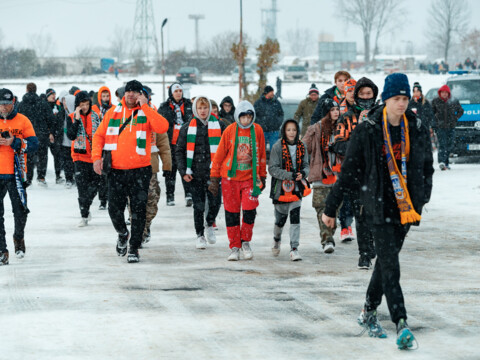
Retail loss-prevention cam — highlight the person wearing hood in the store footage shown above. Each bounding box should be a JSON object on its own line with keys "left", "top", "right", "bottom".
{"left": 333, "top": 77, "right": 379, "bottom": 268}
{"left": 115, "top": 87, "right": 125, "bottom": 103}
{"left": 44, "top": 88, "right": 65, "bottom": 185}
{"left": 0, "top": 88, "right": 38, "bottom": 264}
{"left": 67, "top": 91, "right": 103, "bottom": 227}
{"left": 18, "top": 82, "right": 55, "bottom": 187}
{"left": 219, "top": 96, "right": 235, "bottom": 125}
{"left": 56, "top": 91, "right": 76, "bottom": 188}
{"left": 407, "top": 82, "right": 435, "bottom": 130}
{"left": 310, "top": 70, "right": 351, "bottom": 124}
{"left": 294, "top": 84, "right": 320, "bottom": 137}
{"left": 268, "top": 119, "right": 310, "bottom": 261}
{"left": 208, "top": 101, "right": 267, "bottom": 261}
{"left": 432, "top": 84, "right": 464, "bottom": 170}
{"left": 322, "top": 73, "right": 434, "bottom": 349}
{"left": 158, "top": 82, "right": 193, "bottom": 206}
{"left": 175, "top": 96, "right": 226, "bottom": 250}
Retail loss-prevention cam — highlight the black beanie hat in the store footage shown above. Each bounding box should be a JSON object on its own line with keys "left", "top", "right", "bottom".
{"left": 413, "top": 82, "right": 422, "bottom": 93}
{"left": 74, "top": 91, "right": 92, "bottom": 111}
{"left": 263, "top": 85, "right": 274, "bottom": 95}
{"left": 321, "top": 98, "right": 339, "bottom": 118}
{"left": 309, "top": 83, "right": 319, "bottom": 94}
{"left": 125, "top": 80, "right": 143, "bottom": 93}
{"left": 45, "top": 88, "right": 56, "bottom": 98}
{"left": 69, "top": 86, "right": 80, "bottom": 95}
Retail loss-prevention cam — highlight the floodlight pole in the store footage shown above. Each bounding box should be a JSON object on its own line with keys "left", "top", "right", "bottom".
{"left": 161, "top": 18, "right": 168, "bottom": 102}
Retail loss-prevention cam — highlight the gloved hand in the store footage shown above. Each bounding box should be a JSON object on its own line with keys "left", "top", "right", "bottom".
{"left": 208, "top": 177, "right": 220, "bottom": 197}
{"left": 162, "top": 170, "right": 171, "bottom": 178}
{"left": 260, "top": 177, "right": 266, "bottom": 191}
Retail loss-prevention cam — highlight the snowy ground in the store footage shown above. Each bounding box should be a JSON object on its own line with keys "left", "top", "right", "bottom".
{"left": 1, "top": 75, "right": 480, "bottom": 359}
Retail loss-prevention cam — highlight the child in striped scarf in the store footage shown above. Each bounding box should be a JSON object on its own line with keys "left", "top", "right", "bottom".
{"left": 175, "top": 96, "right": 226, "bottom": 250}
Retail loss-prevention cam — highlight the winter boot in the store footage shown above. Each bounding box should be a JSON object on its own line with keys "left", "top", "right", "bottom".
{"left": 56, "top": 176, "right": 65, "bottom": 184}
{"left": 358, "top": 253, "right": 372, "bottom": 270}
{"left": 185, "top": 194, "right": 193, "bottom": 207}
{"left": 13, "top": 238, "right": 25, "bottom": 259}
{"left": 396, "top": 318, "right": 416, "bottom": 350}
{"left": 357, "top": 308, "right": 387, "bottom": 338}
{"left": 166, "top": 194, "right": 175, "bottom": 206}
{"left": 116, "top": 231, "right": 129, "bottom": 257}
{"left": 0, "top": 250, "right": 9, "bottom": 265}
{"left": 127, "top": 247, "right": 140, "bottom": 263}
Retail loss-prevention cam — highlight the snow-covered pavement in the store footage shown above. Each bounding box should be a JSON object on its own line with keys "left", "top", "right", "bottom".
{"left": 1, "top": 151, "right": 479, "bottom": 360}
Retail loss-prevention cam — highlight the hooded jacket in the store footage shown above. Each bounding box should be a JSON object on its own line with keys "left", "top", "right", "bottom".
{"left": 210, "top": 101, "right": 267, "bottom": 181}
{"left": 219, "top": 96, "right": 236, "bottom": 124}
{"left": 157, "top": 83, "right": 193, "bottom": 144}
{"left": 431, "top": 85, "right": 464, "bottom": 129}
{"left": 92, "top": 86, "right": 113, "bottom": 119}
{"left": 18, "top": 92, "right": 55, "bottom": 140}
{"left": 324, "top": 105, "right": 434, "bottom": 225}
{"left": 253, "top": 94, "right": 284, "bottom": 132}
{"left": 268, "top": 119, "right": 310, "bottom": 202}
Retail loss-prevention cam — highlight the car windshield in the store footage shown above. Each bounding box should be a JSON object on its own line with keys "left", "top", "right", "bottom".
{"left": 448, "top": 80, "right": 480, "bottom": 104}
{"left": 287, "top": 66, "right": 305, "bottom": 72}
{"left": 179, "top": 67, "right": 194, "bottom": 73}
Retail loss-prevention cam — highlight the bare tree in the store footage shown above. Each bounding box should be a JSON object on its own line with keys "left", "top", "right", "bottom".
{"left": 284, "top": 27, "right": 314, "bottom": 57}
{"left": 109, "top": 26, "right": 131, "bottom": 62}
{"left": 340, "top": 0, "right": 404, "bottom": 64}
{"left": 205, "top": 31, "right": 252, "bottom": 59}
{"left": 371, "top": 0, "right": 406, "bottom": 59}
{"left": 461, "top": 28, "right": 480, "bottom": 61}
{"left": 74, "top": 45, "right": 97, "bottom": 74}
{"left": 27, "top": 31, "right": 56, "bottom": 57}
{"left": 428, "top": 0, "right": 470, "bottom": 62}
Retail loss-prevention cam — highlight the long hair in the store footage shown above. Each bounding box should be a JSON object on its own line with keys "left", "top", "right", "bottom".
{"left": 320, "top": 111, "right": 337, "bottom": 138}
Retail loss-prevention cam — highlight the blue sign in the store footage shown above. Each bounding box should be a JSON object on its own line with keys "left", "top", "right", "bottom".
{"left": 459, "top": 104, "right": 480, "bottom": 122}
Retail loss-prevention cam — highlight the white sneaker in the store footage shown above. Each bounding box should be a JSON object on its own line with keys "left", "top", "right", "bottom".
{"left": 272, "top": 239, "right": 281, "bottom": 257}
{"left": 78, "top": 218, "right": 88, "bottom": 227}
{"left": 205, "top": 226, "right": 217, "bottom": 244}
{"left": 15, "top": 250, "right": 25, "bottom": 259}
{"left": 241, "top": 241, "right": 253, "bottom": 260}
{"left": 228, "top": 247, "right": 240, "bottom": 261}
{"left": 323, "top": 242, "right": 335, "bottom": 254}
{"left": 37, "top": 179, "right": 48, "bottom": 187}
{"left": 290, "top": 249, "right": 302, "bottom": 261}
{"left": 196, "top": 235, "right": 207, "bottom": 249}
{"left": 439, "top": 162, "right": 446, "bottom": 171}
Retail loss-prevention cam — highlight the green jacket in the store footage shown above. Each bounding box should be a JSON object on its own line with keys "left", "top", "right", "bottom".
{"left": 294, "top": 97, "right": 319, "bottom": 137}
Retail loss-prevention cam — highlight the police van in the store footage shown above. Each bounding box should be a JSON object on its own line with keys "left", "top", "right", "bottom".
{"left": 446, "top": 74, "right": 480, "bottom": 156}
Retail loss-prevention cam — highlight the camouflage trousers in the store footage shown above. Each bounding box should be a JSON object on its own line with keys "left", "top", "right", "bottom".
{"left": 144, "top": 174, "right": 161, "bottom": 233}
{"left": 312, "top": 186, "right": 337, "bottom": 246}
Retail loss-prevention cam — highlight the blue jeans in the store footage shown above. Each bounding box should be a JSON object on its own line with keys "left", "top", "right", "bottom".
{"left": 437, "top": 128, "right": 455, "bottom": 166}
{"left": 264, "top": 131, "right": 279, "bottom": 152}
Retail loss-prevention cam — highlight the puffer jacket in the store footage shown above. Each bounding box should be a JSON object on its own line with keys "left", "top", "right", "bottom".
{"left": 253, "top": 95, "right": 284, "bottom": 132}
{"left": 432, "top": 86, "right": 464, "bottom": 129}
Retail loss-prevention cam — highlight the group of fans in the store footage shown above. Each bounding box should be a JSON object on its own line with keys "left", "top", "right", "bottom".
{"left": 0, "top": 69, "right": 443, "bottom": 350}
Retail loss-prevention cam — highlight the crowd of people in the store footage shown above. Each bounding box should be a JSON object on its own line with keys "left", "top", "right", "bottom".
{"left": 3, "top": 68, "right": 459, "bottom": 350}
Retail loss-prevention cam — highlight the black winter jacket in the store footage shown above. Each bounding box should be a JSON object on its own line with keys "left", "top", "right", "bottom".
{"left": 324, "top": 105, "right": 434, "bottom": 225}
{"left": 431, "top": 97, "right": 464, "bottom": 129}
{"left": 408, "top": 98, "right": 435, "bottom": 129}
{"left": 158, "top": 98, "right": 193, "bottom": 144}
{"left": 18, "top": 93, "right": 55, "bottom": 141}
{"left": 253, "top": 95, "right": 284, "bottom": 132}
{"left": 311, "top": 85, "right": 337, "bottom": 125}
{"left": 219, "top": 96, "right": 235, "bottom": 124}
{"left": 175, "top": 118, "right": 226, "bottom": 181}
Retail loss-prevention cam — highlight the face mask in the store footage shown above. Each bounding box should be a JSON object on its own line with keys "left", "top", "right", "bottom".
{"left": 356, "top": 97, "right": 376, "bottom": 110}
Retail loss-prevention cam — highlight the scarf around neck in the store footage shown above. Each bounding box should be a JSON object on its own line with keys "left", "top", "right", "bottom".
{"left": 186, "top": 115, "right": 221, "bottom": 175}
{"left": 74, "top": 112, "right": 101, "bottom": 153}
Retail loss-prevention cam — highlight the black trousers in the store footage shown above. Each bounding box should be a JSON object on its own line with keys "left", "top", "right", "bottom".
{"left": 352, "top": 198, "right": 375, "bottom": 257}
{"left": 190, "top": 177, "right": 221, "bottom": 236}
{"left": 74, "top": 161, "right": 102, "bottom": 218}
{"left": 27, "top": 139, "right": 49, "bottom": 181}
{"left": 0, "top": 178, "right": 28, "bottom": 252}
{"left": 98, "top": 175, "right": 108, "bottom": 204}
{"left": 165, "top": 144, "right": 191, "bottom": 198}
{"left": 59, "top": 146, "right": 75, "bottom": 182}
{"left": 107, "top": 166, "right": 151, "bottom": 249}
{"left": 49, "top": 142, "right": 62, "bottom": 178}
{"left": 366, "top": 223, "right": 410, "bottom": 325}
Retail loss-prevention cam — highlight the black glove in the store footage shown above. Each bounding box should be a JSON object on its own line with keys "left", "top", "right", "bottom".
{"left": 260, "top": 177, "right": 266, "bottom": 191}
{"left": 208, "top": 177, "right": 220, "bottom": 197}
{"left": 162, "top": 170, "right": 171, "bottom": 178}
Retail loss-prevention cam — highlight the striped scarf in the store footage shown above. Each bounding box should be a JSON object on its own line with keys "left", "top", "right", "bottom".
{"left": 186, "top": 115, "right": 221, "bottom": 175}
{"left": 382, "top": 107, "right": 421, "bottom": 225}
{"left": 14, "top": 142, "right": 28, "bottom": 212}
{"left": 104, "top": 104, "right": 147, "bottom": 155}
{"left": 333, "top": 87, "right": 344, "bottom": 104}
{"left": 73, "top": 112, "right": 101, "bottom": 153}
{"left": 278, "top": 139, "right": 311, "bottom": 202}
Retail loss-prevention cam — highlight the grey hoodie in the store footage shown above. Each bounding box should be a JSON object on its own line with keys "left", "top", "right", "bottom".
{"left": 234, "top": 100, "right": 256, "bottom": 129}
{"left": 62, "top": 94, "right": 76, "bottom": 147}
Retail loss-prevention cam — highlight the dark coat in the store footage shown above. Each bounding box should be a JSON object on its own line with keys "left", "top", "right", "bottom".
{"left": 219, "top": 96, "right": 235, "bottom": 124}
{"left": 175, "top": 118, "right": 226, "bottom": 181}
{"left": 253, "top": 95, "right": 284, "bottom": 132}
{"left": 158, "top": 97, "right": 193, "bottom": 144}
{"left": 408, "top": 98, "right": 435, "bottom": 129}
{"left": 310, "top": 85, "right": 337, "bottom": 125}
{"left": 18, "top": 92, "right": 55, "bottom": 141}
{"left": 431, "top": 96, "right": 464, "bottom": 129}
{"left": 324, "top": 105, "right": 434, "bottom": 225}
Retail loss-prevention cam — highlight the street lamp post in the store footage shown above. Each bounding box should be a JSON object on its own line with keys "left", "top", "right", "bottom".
{"left": 161, "top": 18, "right": 168, "bottom": 102}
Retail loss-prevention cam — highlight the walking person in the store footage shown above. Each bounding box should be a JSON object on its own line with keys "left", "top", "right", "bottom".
{"left": 45, "top": 88, "right": 64, "bottom": 184}
{"left": 209, "top": 101, "right": 267, "bottom": 261}
{"left": 92, "top": 80, "right": 169, "bottom": 263}
{"left": 0, "top": 88, "right": 38, "bottom": 264}
{"left": 57, "top": 92, "right": 76, "bottom": 188}
{"left": 268, "top": 119, "right": 310, "bottom": 261}
{"left": 294, "top": 84, "right": 320, "bottom": 137}
{"left": 322, "top": 73, "right": 434, "bottom": 349}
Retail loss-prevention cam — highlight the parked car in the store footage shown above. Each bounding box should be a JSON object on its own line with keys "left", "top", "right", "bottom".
{"left": 231, "top": 66, "right": 255, "bottom": 83}
{"left": 284, "top": 66, "right": 308, "bottom": 82}
{"left": 279, "top": 97, "right": 302, "bottom": 131}
{"left": 176, "top": 67, "right": 201, "bottom": 84}
{"left": 425, "top": 87, "right": 439, "bottom": 103}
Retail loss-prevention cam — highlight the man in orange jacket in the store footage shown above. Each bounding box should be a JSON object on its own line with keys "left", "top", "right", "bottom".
{"left": 92, "top": 80, "right": 168, "bottom": 263}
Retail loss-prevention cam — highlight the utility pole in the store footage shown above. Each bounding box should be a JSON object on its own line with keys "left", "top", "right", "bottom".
{"left": 188, "top": 14, "right": 205, "bottom": 55}
{"left": 161, "top": 18, "right": 168, "bottom": 102}
{"left": 239, "top": 0, "right": 243, "bottom": 101}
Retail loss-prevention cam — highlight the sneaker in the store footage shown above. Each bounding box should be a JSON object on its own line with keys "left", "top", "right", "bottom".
{"left": 205, "top": 226, "right": 217, "bottom": 244}
{"left": 340, "top": 228, "right": 350, "bottom": 241}
{"left": 99, "top": 202, "right": 107, "bottom": 210}
{"left": 212, "top": 222, "right": 218, "bottom": 231}
{"left": 77, "top": 217, "right": 88, "bottom": 227}
{"left": 446, "top": 164, "right": 451, "bottom": 170}
{"left": 65, "top": 181, "right": 74, "bottom": 189}
{"left": 166, "top": 194, "right": 175, "bottom": 206}
{"left": 290, "top": 248, "right": 302, "bottom": 261}
{"left": 185, "top": 194, "right": 193, "bottom": 207}
{"left": 439, "top": 162, "right": 446, "bottom": 171}
{"left": 196, "top": 235, "right": 207, "bottom": 249}
{"left": 348, "top": 226, "right": 356, "bottom": 241}
{"left": 13, "top": 238, "right": 25, "bottom": 259}
{"left": 227, "top": 247, "right": 240, "bottom": 261}
{"left": 37, "top": 179, "right": 48, "bottom": 187}
{"left": 142, "top": 229, "right": 151, "bottom": 244}
{"left": 272, "top": 239, "right": 281, "bottom": 257}
{"left": 358, "top": 253, "right": 371, "bottom": 270}
{"left": 116, "top": 231, "right": 129, "bottom": 256}
{"left": 127, "top": 247, "right": 140, "bottom": 263}
{"left": 323, "top": 242, "right": 335, "bottom": 254}
{"left": 56, "top": 176, "right": 65, "bottom": 184}
{"left": 0, "top": 250, "right": 9, "bottom": 265}
{"left": 396, "top": 318, "right": 416, "bottom": 350}
{"left": 357, "top": 308, "right": 387, "bottom": 338}
{"left": 241, "top": 241, "right": 253, "bottom": 260}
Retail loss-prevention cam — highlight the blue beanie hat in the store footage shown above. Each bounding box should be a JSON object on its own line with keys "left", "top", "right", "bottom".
{"left": 381, "top": 73, "right": 411, "bottom": 102}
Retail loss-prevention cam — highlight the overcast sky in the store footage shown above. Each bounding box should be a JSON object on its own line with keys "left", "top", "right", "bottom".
{"left": 1, "top": 0, "right": 479, "bottom": 58}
